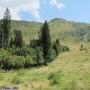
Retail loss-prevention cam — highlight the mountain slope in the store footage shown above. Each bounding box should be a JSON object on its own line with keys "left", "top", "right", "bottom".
{"left": 49, "top": 18, "right": 90, "bottom": 43}
{"left": 10, "top": 18, "right": 90, "bottom": 43}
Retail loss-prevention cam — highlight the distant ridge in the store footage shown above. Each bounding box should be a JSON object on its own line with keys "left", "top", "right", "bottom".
{"left": 0, "top": 18, "right": 90, "bottom": 43}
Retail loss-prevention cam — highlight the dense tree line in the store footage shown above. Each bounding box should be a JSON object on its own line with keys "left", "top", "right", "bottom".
{"left": 0, "top": 9, "right": 69, "bottom": 70}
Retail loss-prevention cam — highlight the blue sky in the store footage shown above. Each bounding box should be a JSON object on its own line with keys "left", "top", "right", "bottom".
{"left": 0, "top": 0, "right": 90, "bottom": 23}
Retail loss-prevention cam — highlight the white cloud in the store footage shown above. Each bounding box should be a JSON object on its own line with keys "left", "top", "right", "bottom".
{"left": 0, "top": 0, "right": 41, "bottom": 20}
{"left": 0, "top": 0, "right": 65, "bottom": 21}
{"left": 49, "top": 0, "right": 65, "bottom": 9}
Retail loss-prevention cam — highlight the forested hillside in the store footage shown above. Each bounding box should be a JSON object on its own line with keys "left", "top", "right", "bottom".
{"left": 0, "top": 9, "right": 69, "bottom": 70}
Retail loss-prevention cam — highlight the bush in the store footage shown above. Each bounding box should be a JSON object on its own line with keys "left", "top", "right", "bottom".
{"left": 52, "top": 39, "right": 69, "bottom": 58}
{"left": 6, "top": 47, "right": 16, "bottom": 55}
{"left": 35, "top": 47, "right": 44, "bottom": 65}
{"left": 0, "top": 49, "right": 11, "bottom": 70}
{"left": 0, "top": 48, "right": 38, "bottom": 70}
{"left": 25, "top": 56, "right": 37, "bottom": 67}
{"left": 29, "top": 39, "right": 40, "bottom": 48}
{"left": 61, "top": 46, "right": 69, "bottom": 52}
{"left": 53, "top": 42, "right": 60, "bottom": 56}
{"left": 47, "top": 47, "right": 56, "bottom": 62}
{"left": 15, "top": 47, "right": 30, "bottom": 56}
{"left": 48, "top": 71, "right": 64, "bottom": 86}
{"left": 9, "top": 56, "right": 25, "bottom": 69}
{"left": 80, "top": 44, "right": 84, "bottom": 51}
{"left": 48, "top": 72, "right": 59, "bottom": 86}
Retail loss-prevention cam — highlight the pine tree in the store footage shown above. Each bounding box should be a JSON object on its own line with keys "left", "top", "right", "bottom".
{"left": 53, "top": 39, "right": 60, "bottom": 56}
{"left": 10, "top": 38, "right": 14, "bottom": 48}
{"left": 1, "top": 8, "right": 11, "bottom": 48}
{"left": 0, "top": 30, "right": 4, "bottom": 48}
{"left": 56, "top": 39, "right": 60, "bottom": 46}
{"left": 14, "top": 30, "right": 23, "bottom": 48}
{"left": 39, "top": 20, "right": 51, "bottom": 63}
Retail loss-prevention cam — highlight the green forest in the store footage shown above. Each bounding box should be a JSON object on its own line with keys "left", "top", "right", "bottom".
{"left": 0, "top": 9, "right": 69, "bottom": 70}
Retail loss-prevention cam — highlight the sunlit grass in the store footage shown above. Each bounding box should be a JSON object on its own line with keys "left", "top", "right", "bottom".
{"left": 0, "top": 43, "right": 90, "bottom": 90}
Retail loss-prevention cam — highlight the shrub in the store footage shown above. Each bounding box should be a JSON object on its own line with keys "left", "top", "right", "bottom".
{"left": 61, "top": 46, "right": 69, "bottom": 52}
{"left": 47, "top": 47, "right": 56, "bottom": 62}
{"left": 29, "top": 39, "right": 40, "bottom": 48}
{"left": 35, "top": 47, "right": 44, "bottom": 65}
{"left": 15, "top": 47, "right": 29, "bottom": 56}
{"left": 48, "top": 72, "right": 59, "bottom": 86}
{"left": 9, "top": 56, "right": 25, "bottom": 69}
{"left": 6, "top": 47, "right": 16, "bottom": 55}
{"left": 0, "top": 49, "right": 11, "bottom": 70}
{"left": 25, "top": 56, "right": 37, "bottom": 67}
{"left": 53, "top": 42, "right": 60, "bottom": 56}
{"left": 80, "top": 44, "right": 83, "bottom": 51}
{"left": 48, "top": 71, "right": 64, "bottom": 86}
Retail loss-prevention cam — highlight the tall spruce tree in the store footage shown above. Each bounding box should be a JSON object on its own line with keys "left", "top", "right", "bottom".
{"left": 1, "top": 8, "right": 11, "bottom": 48}
{"left": 39, "top": 20, "right": 51, "bottom": 64}
{"left": 14, "top": 30, "right": 23, "bottom": 48}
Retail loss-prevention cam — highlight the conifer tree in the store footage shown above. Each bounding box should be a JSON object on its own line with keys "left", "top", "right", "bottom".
{"left": 0, "top": 30, "right": 4, "bottom": 48}
{"left": 53, "top": 39, "right": 60, "bottom": 56}
{"left": 14, "top": 30, "right": 23, "bottom": 48}
{"left": 1, "top": 8, "right": 11, "bottom": 48}
{"left": 10, "top": 37, "right": 14, "bottom": 48}
{"left": 39, "top": 20, "right": 51, "bottom": 63}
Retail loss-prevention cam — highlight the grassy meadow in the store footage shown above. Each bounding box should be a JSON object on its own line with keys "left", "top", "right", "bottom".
{"left": 0, "top": 18, "right": 90, "bottom": 90}
{"left": 0, "top": 42, "right": 90, "bottom": 90}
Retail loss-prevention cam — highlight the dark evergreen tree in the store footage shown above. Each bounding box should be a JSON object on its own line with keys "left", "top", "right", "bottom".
{"left": 0, "top": 30, "right": 4, "bottom": 48}
{"left": 39, "top": 20, "right": 51, "bottom": 63}
{"left": 56, "top": 39, "right": 60, "bottom": 45}
{"left": 14, "top": 30, "right": 23, "bottom": 48}
{"left": 30, "top": 39, "right": 40, "bottom": 48}
{"left": 1, "top": 8, "right": 11, "bottom": 48}
{"left": 10, "top": 38, "right": 14, "bottom": 48}
{"left": 53, "top": 39, "right": 61, "bottom": 56}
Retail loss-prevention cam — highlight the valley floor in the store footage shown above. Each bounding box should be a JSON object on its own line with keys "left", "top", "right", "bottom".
{"left": 0, "top": 43, "right": 90, "bottom": 90}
